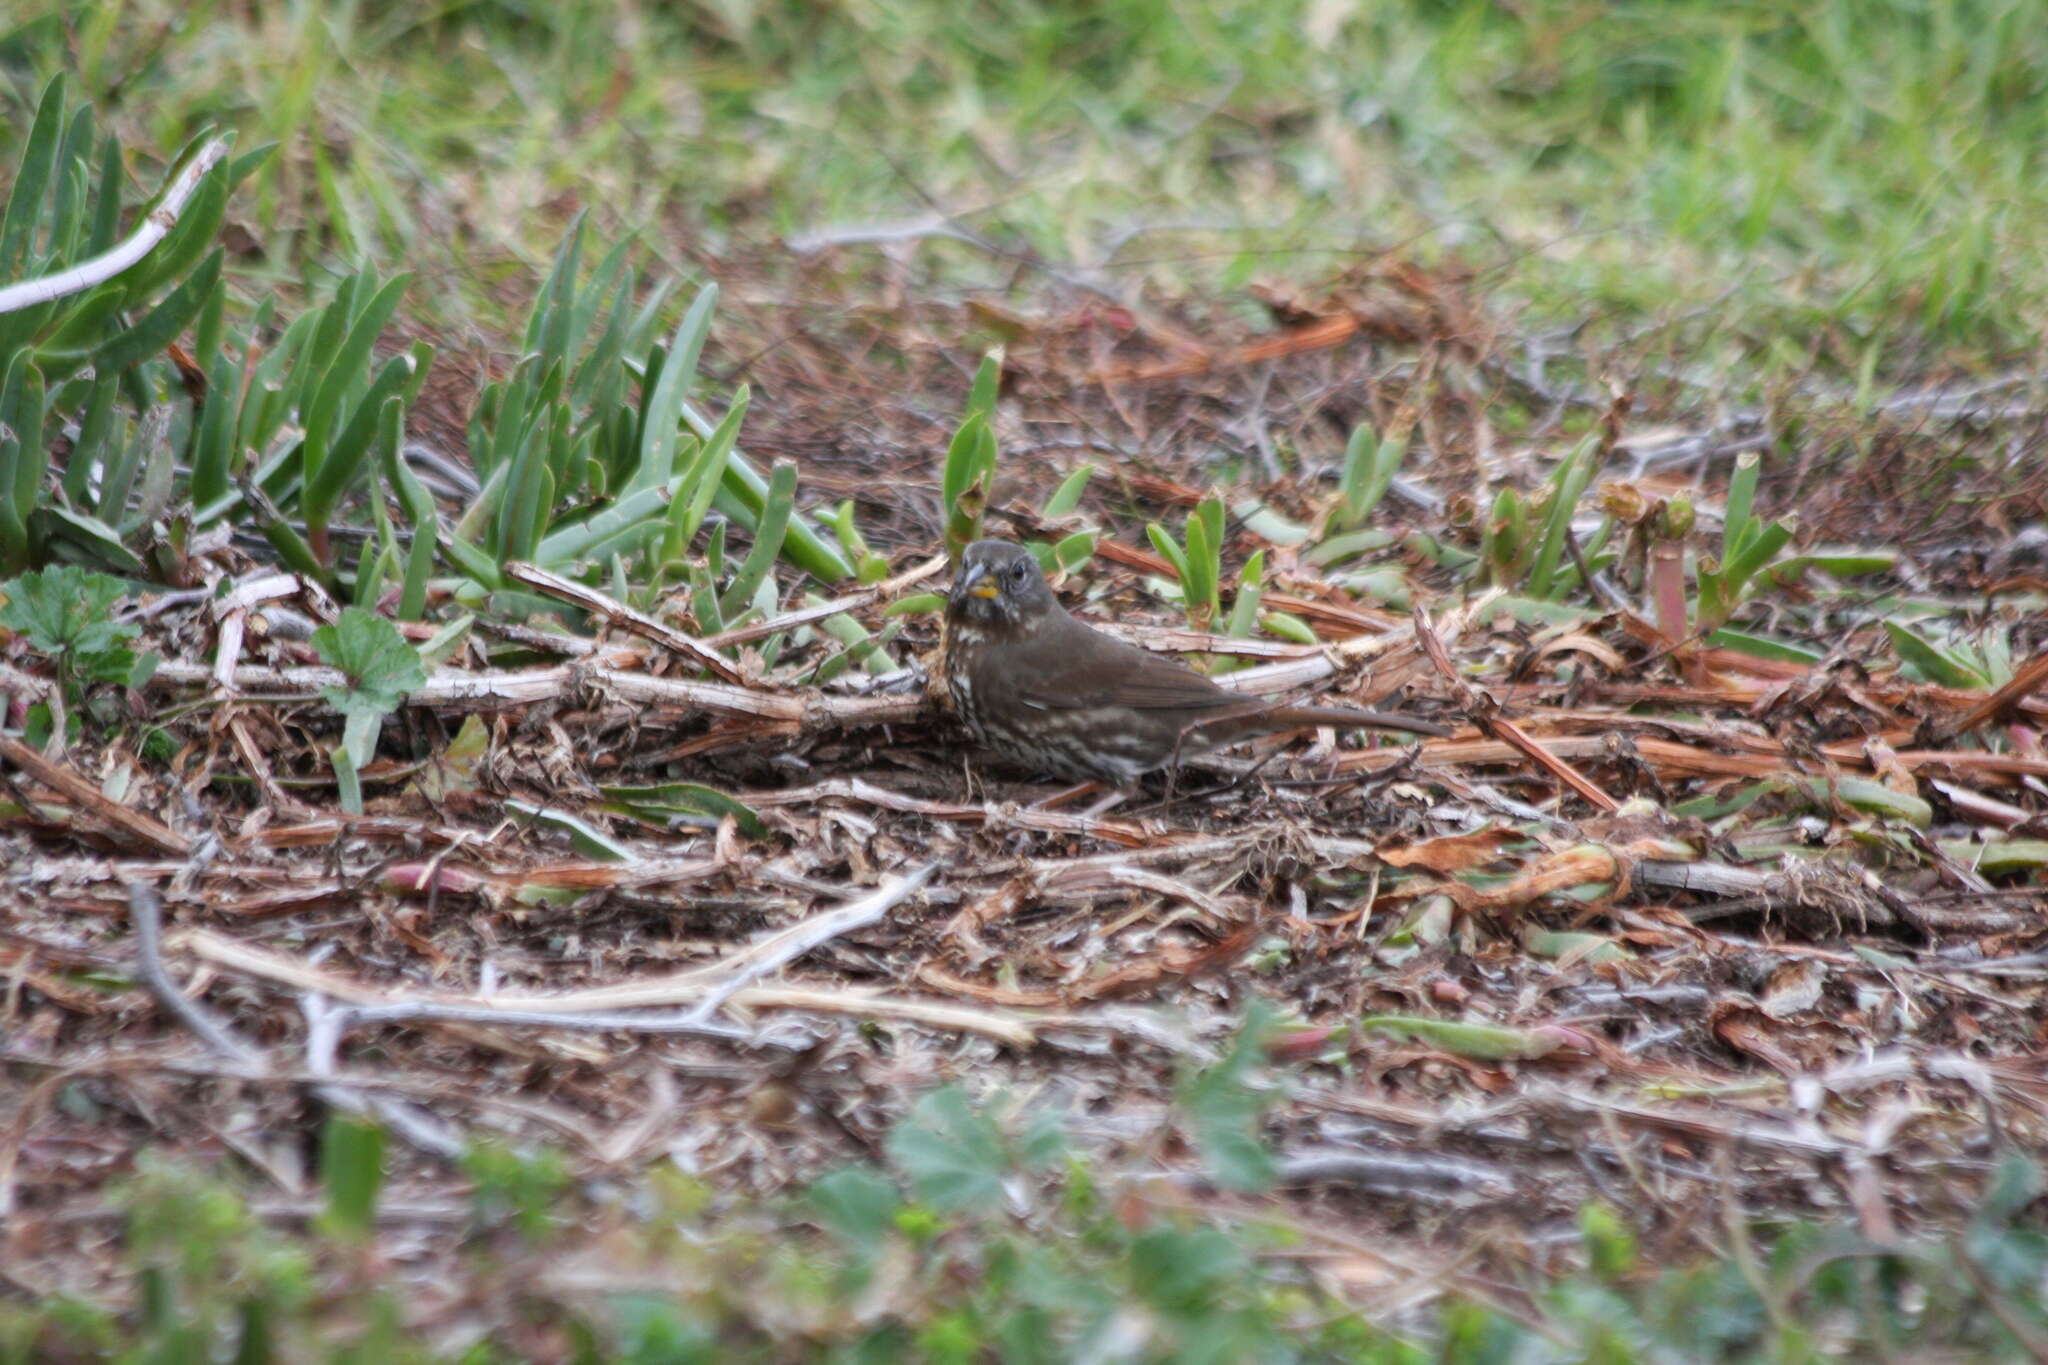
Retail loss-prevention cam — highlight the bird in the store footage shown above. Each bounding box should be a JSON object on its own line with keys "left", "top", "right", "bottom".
{"left": 939, "top": 538, "right": 1451, "bottom": 788}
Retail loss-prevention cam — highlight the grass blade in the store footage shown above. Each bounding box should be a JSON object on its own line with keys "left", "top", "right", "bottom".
{"left": 720, "top": 461, "right": 797, "bottom": 616}
{"left": 630, "top": 282, "right": 718, "bottom": 494}
{"left": 302, "top": 272, "right": 409, "bottom": 482}
{"left": 670, "top": 384, "right": 748, "bottom": 557}
{"left": 0, "top": 74, "right": 66, "bottom": 278}
{"left": 90, "top": 249, "right": 223, "bottom": 374}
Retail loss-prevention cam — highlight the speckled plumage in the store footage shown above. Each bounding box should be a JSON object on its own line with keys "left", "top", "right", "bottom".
{"left": 939, "top": 540, "right": 1450, "bottom": 786}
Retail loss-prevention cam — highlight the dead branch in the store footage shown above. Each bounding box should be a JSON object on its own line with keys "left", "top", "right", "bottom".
{"left": 504, "top": 561, "right": 749, "bottom": 684}
{"left": 2, "top": 735, "right": 193, "bottom": 855}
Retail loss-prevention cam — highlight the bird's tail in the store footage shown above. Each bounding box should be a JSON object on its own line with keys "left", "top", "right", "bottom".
{"left": 1259, "top": 704, "right": 1453, "bottom": 739}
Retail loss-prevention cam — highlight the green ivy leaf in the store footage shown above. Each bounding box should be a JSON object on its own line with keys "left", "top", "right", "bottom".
{"left": 1016, "top": 1105, "right": 1068, "bottom": 1170}
{"left": 1129, "top": 1226, "right": 1247, "bottom": 1316}
{"left": 0, "top": 565, "right": 136, "bottom": 657}
{"left": 1975, "top": 1151, "right": 2043, "bottom": 1225}
{"left": 312, "top": 607, "right": 427, "bottom": 717}
{"left": 80, "top": 646, "right": 156, "bottom": 689}
{"left": 1175, "top": 1001, "right": 1277, "bottom": 1192}
{"left": 460, "top": 1138, "right": 568, "bottom": 1241}
{"left": 808, "top": 1167, "right": 902, "bottom": 1249}
{"left": 885, "top": 1087, "right": 1008, "bottom": 1215}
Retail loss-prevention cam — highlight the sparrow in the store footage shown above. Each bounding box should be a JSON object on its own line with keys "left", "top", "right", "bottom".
{"left": 939, "top": 539, "right": 1450, "bottom": 787}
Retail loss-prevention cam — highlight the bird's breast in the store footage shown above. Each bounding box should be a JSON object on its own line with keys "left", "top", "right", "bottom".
{"left": 939, "top": 620, "right": 994, "bottom": 731}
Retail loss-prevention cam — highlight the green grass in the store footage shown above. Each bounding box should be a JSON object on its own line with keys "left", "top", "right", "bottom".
{"left": 5, "top": 0, "right": 2044, "bottom": 372}
{"left": 7, "top": 1097, "right": 2046, "bottom": 1363}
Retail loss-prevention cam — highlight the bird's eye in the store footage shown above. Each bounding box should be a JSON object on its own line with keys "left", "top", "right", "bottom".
{"left": 1010, "top": 562, "right": 1027, "bottom": 582}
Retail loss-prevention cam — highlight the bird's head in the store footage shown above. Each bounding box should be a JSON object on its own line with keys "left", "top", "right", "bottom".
{"left": 947, "top": 539, "right": 1056, "bottom": 635}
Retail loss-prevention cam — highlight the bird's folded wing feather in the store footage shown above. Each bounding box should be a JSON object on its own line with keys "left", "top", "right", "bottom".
{"left": 1009, "top": 624, "right": 1260, "bottom": 715}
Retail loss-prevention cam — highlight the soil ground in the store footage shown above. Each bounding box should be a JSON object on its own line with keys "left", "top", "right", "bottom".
{"left": 6, "top": 262, "right": 2046, "bottom": 1334}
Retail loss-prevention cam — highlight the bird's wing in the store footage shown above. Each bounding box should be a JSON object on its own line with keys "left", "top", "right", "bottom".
{"left": 1005, "top": 615, "right": 1259, "bottom": 715}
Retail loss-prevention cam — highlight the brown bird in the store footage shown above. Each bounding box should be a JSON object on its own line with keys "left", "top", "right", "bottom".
{"left": 940, "top": 539, "right": 1451, "bottom": 787}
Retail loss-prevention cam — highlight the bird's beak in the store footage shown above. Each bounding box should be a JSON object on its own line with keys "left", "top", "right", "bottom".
{"left": 956, "top": 561, "right": 1000, "bottom": 599}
